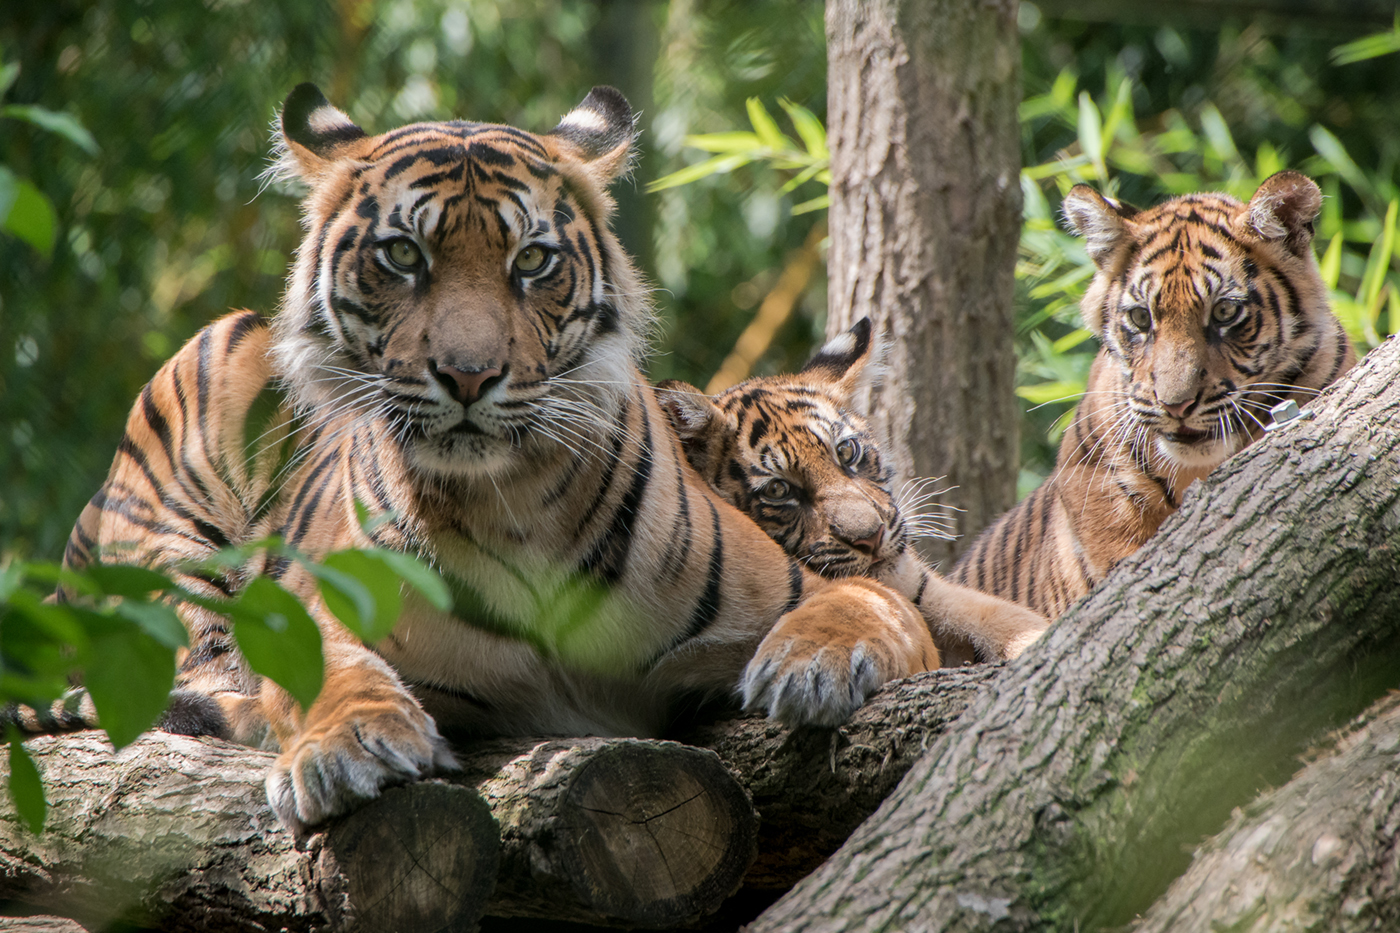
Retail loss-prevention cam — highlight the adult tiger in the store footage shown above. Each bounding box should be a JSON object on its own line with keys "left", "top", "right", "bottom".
{"left": 657, "top": 319, "right": 1049, "bottom": 666}
{"left": 63, "top": 85, "right": 939, "bottom": 832}
{"left": 952, "top": 173, "right": 1354, "bottom": 620}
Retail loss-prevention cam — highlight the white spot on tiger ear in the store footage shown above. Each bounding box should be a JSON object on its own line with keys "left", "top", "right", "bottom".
{"left": 308, "top": 104, "right": 357, "bottom": 137}
{"left": 558, "top": 109, "right": 608, "bottom": 134}
{"left": 822, "top": 332, "right": 857, "bottom": 357}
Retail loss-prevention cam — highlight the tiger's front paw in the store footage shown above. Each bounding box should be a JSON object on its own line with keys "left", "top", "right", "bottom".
{"left": 265, "top": 696, "right": 458, "bottom": 834}
{"left": 741, "top": 578, "right": 936, "bottom": 728}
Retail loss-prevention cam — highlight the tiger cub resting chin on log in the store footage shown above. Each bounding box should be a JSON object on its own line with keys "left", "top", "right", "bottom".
{"left": 952, "top": 171, "right": 1356, "bottom": 620}
{"left": 655, "top": 319, "right": 1050, "bottom": 668}
{"left": 60, "top": 84, "right": 938, "bottom": 832}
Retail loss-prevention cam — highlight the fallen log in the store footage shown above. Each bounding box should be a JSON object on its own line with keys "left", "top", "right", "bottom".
{"left": 0, "top": 664, "right": 998, "bottom": 931}
{"left": 1135, "top": 692, "right": 1400, "bottom": 932}
{"left": 0, "top": 733, "right": 499, "bottom": 933}
{"left": 747, "top": 335, "right": 1400, "bottom": 932}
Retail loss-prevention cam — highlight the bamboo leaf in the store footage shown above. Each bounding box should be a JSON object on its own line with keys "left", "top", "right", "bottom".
{"left": 1, "top": 104, "right": 99, "bottom": 155}
{"left": 779, "top": 98, "right": 828, "bottom": 159}
{"left": 1318, "top": 233, "right": 1344, "bottom": 290}
{"left": 1077, "top": 91, "right": 1105, "bottom": 179}
{"left": 746, "top": 97, "right": 790, "bottom": 151}
{"left": 647, "top": 153, "right": 755, "bottom": 192}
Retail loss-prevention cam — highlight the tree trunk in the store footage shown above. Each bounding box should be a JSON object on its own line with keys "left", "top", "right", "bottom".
{"left": 748, "top": 335, "right": 1400, "bottom": 932}
{"left": 1136, "top": 692, "right": 1400, "bottom": 932}
{"left": 824, "top": 0, "right": 1022, "bottom": 564}
{"left": 0, "top": 669, "right": 994, "bottom": 931}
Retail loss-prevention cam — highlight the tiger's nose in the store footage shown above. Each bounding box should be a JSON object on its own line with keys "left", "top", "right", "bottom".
{"left": 430, "top": 361, "right": 503, "bottom": 406}
{"left": 843, "top": 525, "right": 886, "bottom": 555}
{"left": 1160, "top": 397, "right": 1197, "bottom": 420}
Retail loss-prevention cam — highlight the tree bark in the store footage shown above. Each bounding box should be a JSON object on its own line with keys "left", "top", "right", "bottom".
{"left": 824, "top": 0, "right": 1022, "bottom": 564}
{"left": 0, "top": 733, "right": 499, "bottom": 933}
{"left": 748, "top": 335, "right": 1400, "bottom": 932}
{"left": 0, "top": 670, "right": 993, "bottom": 932}
{"left": 1136, "top": 692, "right": 1400, "bottom": 933}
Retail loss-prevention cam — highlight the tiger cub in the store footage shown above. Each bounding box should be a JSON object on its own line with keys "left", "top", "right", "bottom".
{"left": 657, "top": 319, "right": 1050, "bottom": 667}
{"left": 63, "top": 85, "right": 938, "bottom": 831}
{"left": 953, "top": 172, "right": 1355, "bottom": 619}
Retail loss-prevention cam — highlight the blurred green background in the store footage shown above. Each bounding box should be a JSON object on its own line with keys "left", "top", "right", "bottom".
{"left": 1, "top": 0, "right": 1397, "bottom": 560}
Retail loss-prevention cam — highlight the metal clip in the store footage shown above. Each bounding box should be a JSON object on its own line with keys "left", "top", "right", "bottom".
{"left": 1263, "top": 399, "right": 1302, "bottom": 432}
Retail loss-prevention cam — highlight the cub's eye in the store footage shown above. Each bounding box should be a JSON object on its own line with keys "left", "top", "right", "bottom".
{"left": 1125, "top": 307, "right": 1151, "bottom": 331}
{"left": 760, "top": 479, "right": 793, "bottom": 501}
{"left": 1212, "top": 301, "right": 1244, "bottom": 326}
{"left": 836, "top": 438, "right": 862, "bottom": 466}
{"left": 514, "top": 245, "right": 550, "bottom": 275}
{"left": 385, "top": 238, "right": 423, "bottom": 270}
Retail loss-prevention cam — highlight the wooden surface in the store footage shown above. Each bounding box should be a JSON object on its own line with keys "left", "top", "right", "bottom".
{"left": 748, "top": 336, "right": 1400, "bottom": 931}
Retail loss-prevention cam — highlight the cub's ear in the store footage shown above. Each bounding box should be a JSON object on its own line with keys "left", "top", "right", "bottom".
{"left": 656, "top": 379, "right": 727, "bottom": 472}
{"left": 1244, "top": 171, "right": 1322, "bottom": 256}
{"left": 799, "top": 317, "right": 877, "bottom": 406}
{"left": 1062, "top": 185, "right": 1140, "bottom": 266}
{"left": 549, "top": 86, "right": 638, "bottom": 181}
{"left": 278, "top": 83, "right": 368, "bottom": 180}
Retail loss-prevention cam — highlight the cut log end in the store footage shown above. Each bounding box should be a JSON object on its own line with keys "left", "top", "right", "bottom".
{"left": 559, "top": 743, "right": 756, "bottom": 927}
{"left": 319, "top": 781, "right": 499, "bottom": 933}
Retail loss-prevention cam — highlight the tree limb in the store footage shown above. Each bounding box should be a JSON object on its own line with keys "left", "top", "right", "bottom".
{"left": 750, "top": 335, "right": 1400, "bottom": 932}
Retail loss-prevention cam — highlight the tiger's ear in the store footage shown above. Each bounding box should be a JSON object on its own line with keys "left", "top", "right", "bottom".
{"left": 656, "top": 380, "right": 724, "bottom": 466}
{"left": 799, "top": 318, "right": 877, "bottom": 406}
{"left": 549, "top": 86, "right": 638, "bottom": 182}
{"left": 1062, "top": 185, "right": 1140, "bottom": 266}
{"left": 278, "top": 83, "right": 368, "bottom": 180}
{"left": 1244, "top": 171, "right": 1322, "bottom": 256}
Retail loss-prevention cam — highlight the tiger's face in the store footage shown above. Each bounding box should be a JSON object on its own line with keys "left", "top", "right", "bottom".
{"left": 269, "top": 85, "right": 649, "bottom": 478}
{"left": 1064, "top": 172, "right": 1345, "bottom": 472}
{"left": 660, "top": 320, "right": 938, "bottom": 578}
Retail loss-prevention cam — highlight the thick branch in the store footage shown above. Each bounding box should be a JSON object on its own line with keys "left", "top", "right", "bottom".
{"left": 750, "top": 336, "right": 1400, "bottom": 932}
{"left": 0, "top": 668, "right": 994, "bottom": 930}
{"left": 1137, "top": 693, "right": 1400, "bottom": 932}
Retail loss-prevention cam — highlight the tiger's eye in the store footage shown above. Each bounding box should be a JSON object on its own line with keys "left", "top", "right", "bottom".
{"left": 761, "top": 478, "right": 792, "bottom": 501}
{"left": 386, "top": 238, "right": 422, "bottom": 269}
{"left": 514, "top": 245, "right": 549, "bottom": 274}
{"left": 836, "top": 438, "right": 861, "bottom": 466}
{"left": 1212, "top": 302, "right": 1242, "bottom": 325}
{"left": 1126, "top": 307, "right": 1151, "bottom": 331}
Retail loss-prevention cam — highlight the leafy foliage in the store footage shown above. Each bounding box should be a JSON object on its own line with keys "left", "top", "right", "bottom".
{"left": 0, "top": 539, "right": 446, "bottom": 833}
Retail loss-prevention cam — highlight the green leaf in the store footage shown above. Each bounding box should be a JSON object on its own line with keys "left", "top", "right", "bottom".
{"left": 0, "top": 105, "right": 99, "bottom": 155}
{"left": 1331, "top": 20, "right": 1400, "bottom": 65}
{"left": 83, "top": 564, "right": 179, "bottom": 601}
{"left": 78, "top": 612, "right": 177, "bottom": 749}
{"left": 1318, "top": 232, "right": 1344, "bottom": 290}
{"left": 1077, "top": 91, "right": 1104, "bottom": 179}
{"left": 681, "top": 131, "right": 764, "bottom": 154}
{"left": 0, "top": 173, "right": 56, "bottom": 257}
{"left": 1016, "top": 380, "right": 1087, "bottom": 405}
{"left": 647, "top": 153, "right": 756, "bottom": 192}
{"left": 228, "top": 578, "right": 323, "bottom": 710}
{"left": 307, "top": 550, "right": 402, "bottom": 643}
{"left": 790, "top": 194, "right": 830, "bottom": 215}
{"left": 0, "top": 62, "right": 18, "bottom": 98}
{"left": 7, "top": 729, "right": 44, "bottom": 835}
{"left": 779, "top": 98, "right": 827, "bottom": 159}
{"left": 370, "top": 549, "right": 451, "bottom": 611}
{"left": 746, "top": 97, "right": 790, "bottom": 151}
{"left": 1199, "top": 104, "right": 1240, "bottom": 166}
{"left": 113, "top": 599, "right": 188, "bottom": 651}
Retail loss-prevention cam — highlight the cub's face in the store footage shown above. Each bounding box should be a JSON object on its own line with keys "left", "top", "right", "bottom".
{"left": 1065, "top": 172, "right": 1341, "bottom": 471}
{"left": 660, "top": 320, "right": 943, "bottom": 578}
{"left": 270, "top": 85, "right": 647, "bottom": 478}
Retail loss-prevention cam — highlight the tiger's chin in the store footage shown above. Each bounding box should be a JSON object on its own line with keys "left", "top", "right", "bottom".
{"left": 1154, "top": 429, "right": 1244, "bottom": 471}
{"left": 408, "top": 432, "right": 518, "bottom": 479}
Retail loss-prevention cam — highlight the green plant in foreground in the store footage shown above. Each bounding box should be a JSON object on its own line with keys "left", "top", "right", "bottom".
{"left": 0, "top": 523, "right": 449, "bottom": 834}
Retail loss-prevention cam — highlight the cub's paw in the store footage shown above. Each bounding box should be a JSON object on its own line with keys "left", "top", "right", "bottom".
{"left": 997, "top": 610, "right": 1051, "bottom": 661}
{"left": 265, "top": 700, "right": 458, "bottom": 834}
{"left": 741, "top": 578, "right": 935, "bottom": 728}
